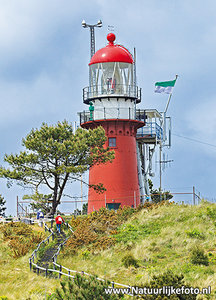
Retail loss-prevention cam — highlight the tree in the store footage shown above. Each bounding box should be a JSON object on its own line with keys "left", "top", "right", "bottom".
{"left": 148, "top": 179, "right": 173, "bottom": 203}
{"left": 0, "top": 121, "right": 115, "bottom": 216}
{"left": 23, "top": 192, "right": 53, "bottom": 215}
{"left": 0, "top": 194, "right": 6, "bottom": 216}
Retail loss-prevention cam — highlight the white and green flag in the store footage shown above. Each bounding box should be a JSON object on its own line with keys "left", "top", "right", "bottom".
{"left": 155, "top": 78, "right": 176, "bottom": 94}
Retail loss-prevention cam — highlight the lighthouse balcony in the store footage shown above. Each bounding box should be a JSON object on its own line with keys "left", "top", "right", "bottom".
{"left": 136, "top": 109, "right": 163, "bottom": 144}
{"left": 83, "top": 84, "right": 141, "bottom": 104}
{"left": 136, "top": 122, "right": 163, "bottom": 144}
{"left": 78, "top": 106, "right": 139, "bottom": 124}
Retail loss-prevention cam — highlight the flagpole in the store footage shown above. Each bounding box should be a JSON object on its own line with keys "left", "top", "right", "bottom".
{"left": 164, "top": 75, "right": 178, "bottom": 114}
{"left": 160, "top": 75, "right": 178, "bottom": 192}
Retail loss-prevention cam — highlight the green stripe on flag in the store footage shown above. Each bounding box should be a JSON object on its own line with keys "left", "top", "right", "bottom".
{"left": 155, "top": 79, "right": 176, "bottom": 87}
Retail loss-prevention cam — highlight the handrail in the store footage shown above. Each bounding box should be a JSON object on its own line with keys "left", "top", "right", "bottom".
{"left": 29, "top": 221, "right": 132, "bottom": 291}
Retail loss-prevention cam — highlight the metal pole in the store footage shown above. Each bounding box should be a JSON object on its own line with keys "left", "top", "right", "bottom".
{"left": 164, "top": 94, "right": 172, "bottom": 114}
{"left": 17, "top": 196, "right": 19, "bottom": 218}
{"left": 159, "top": 142, "right": 162, "bottom": 192}
{"left": 90, "top": 27, "right": 95, "bottom": 58}
{"left": 193, "top": 186, "right": 195, "bottom": 205}
{"left": 81, "top": 175, "right": 83, "bottom": 215}
{"left": 164, "top": 75, "right": 178, "bottom": 114}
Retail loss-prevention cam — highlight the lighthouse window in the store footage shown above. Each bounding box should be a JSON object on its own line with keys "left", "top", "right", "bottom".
{"left": 108, "top": 137, "right": 116, "bottom": 147}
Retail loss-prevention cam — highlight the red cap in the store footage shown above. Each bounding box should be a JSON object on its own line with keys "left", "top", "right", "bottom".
{"left": 89, "top": 34, "right": 133, "bottom": 65}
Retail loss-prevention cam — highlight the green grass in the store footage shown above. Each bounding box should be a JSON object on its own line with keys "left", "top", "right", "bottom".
{"left": 58, "top": 201, "right": 216, "bottom": 299}
{"left": 1, "top": 202, "right": 216, "bottom": 299}
{"left": 0, "top": 225, "right": 60, "bottom": 300}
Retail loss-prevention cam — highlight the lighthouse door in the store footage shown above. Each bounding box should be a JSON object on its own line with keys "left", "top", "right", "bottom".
{"left": 106, "top": 203, "right": 121, "bottom": 210}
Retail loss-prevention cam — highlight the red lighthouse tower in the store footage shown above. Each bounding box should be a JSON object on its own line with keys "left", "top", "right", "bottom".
{"left": 79, "top": 33, "right": 145, "bottom": 213}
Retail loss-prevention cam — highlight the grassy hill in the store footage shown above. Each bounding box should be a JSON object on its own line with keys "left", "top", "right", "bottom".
{"left": 0, "top": 222, "right": 60, "bottom": 299}
{"left": 58, "top": 201, "right": 216, "bottom": 299}
{"left": 0, "top": 201, "right": 216, "bottom": 299}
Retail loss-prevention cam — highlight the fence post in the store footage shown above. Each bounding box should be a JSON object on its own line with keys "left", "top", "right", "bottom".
{"left": 45, "top": 268, "right": 48, "bottom": 278}
{"left": 37, "top": 267, "right": 39, "bottom": 275}
{"left": 128, "top": 285, "right": 131, "bottom": 294}
{"left": 68, "top": 270, "right": 70, "bottom": 276}
{"left": 111, "top": 281, "right": 115, "bottom": 288}
{"left": 29, "top": 258, "right": 32, "bottom": 271}
{"left": 193, "top": 186, "right": 195, "bottom": 205}
{"left": 59, "top": 265, "right": 62, "bottom": 279}
{"left": 52, "top": 233, "right": 54, "bottom": 241}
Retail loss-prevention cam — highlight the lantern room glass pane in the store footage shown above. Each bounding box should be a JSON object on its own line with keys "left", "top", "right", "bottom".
{"left": 89, "top": 62, "right": 134, "bottom": 97}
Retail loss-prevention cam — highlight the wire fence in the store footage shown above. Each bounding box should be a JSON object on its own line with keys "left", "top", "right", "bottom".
{"left": 14, "top": 186, "right": 205, "bottom": 218}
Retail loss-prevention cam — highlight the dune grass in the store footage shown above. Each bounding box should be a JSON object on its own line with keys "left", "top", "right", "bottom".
{"left": 1, "top": 202, "right": 216, "bottom": 299}
{"left": 0, "top": 224, "right": 60, "bottom": 300}
{"left": 58, "top": 201, "right": 216, "bottom": 299}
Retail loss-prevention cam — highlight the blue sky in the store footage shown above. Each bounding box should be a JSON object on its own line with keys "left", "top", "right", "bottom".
{"left": 1, "top": 0, "right": 216, "bottom": 215}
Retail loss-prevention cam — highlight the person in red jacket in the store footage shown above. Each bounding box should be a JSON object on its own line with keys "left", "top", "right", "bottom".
{"left": 55, "top": 215, "right": 65, "bottom": 233}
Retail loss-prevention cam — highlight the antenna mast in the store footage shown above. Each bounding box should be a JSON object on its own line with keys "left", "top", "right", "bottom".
{"left": 82, "top": 19, "right": 103, "bottom": 58}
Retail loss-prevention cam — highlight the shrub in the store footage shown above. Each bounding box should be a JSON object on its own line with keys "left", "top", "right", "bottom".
{"left": 186, "top": 229, "right": 205, "bottom": 240}
{"left": 54, "top": 273, "right": 123, "bottom": 299}
{"left": 206, "top": 207, "right": 216, "bottom": 220}
{"left": 122, "top": 254, "right": 139, "bottom": 268}
{"left": 65, "top": 202, "right": 172, "bottom": 254}
{"left": 139, "top": 270, "right": 197, "bottom": 299}
{"left": 190, "top": 247, "right": 209, "bottom": 266}
{"left": 0, "top": 222, "right": 45, "bottom": 257}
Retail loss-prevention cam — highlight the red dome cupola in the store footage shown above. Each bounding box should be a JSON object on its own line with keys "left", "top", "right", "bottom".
{"left": 89, "top": 33, "right": 133, "bottom": 65}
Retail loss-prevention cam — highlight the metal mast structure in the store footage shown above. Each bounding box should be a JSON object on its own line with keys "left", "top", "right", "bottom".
{"left": 82, "top": 20, "right": 102, "bottom": 58}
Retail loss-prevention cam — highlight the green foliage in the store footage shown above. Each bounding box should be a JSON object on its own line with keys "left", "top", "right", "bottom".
{"left": 23, "top": 192, "right": 53, "bottom": 215}
{"left": 114, "top": 221, "right": 161, "bottom": 243}
{"left": 82, "top": 203, "right": 88, "bottom": 215}
{"left": 0, "top": 121, "right": 114, "bottom": 216}
{"left": 0, "top": 222, "right": 45, "bottom": 258}
{"left": 65, "top": 202, "right": 172, "bottom": 254}
{"left": 0, "top": 194, "right": 6, "bottom": 216}
{"left": 206, "top": 207, "right": 216, "bottom": 220}
{"left": 122, "top": 254, "right": 139, "bottom": 268}
{"left": 148, "top": 179, "right": 173, "bottom": 203}
{"left": 36, "top": 240, "right": 57, "bottom": 261}
{"left": 139, "top": 270, "right": 197, "bottom": 299}
{"left": 65, "top": 206, "right": 137, "bottom": 254}
{"left": 54, "top": 273, "right": 123, "bottom": 299}
{"left": 81, "top": 250, "right": 90, "bottom": 260}
{"left": 190, "top": 247, "right": 209, "bottom": 266}
{"left": 186, "top": 229, "right": 205, "bottom": 240}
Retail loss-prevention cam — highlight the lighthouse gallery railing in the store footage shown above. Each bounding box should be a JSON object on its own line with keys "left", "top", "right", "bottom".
{"left": 83, "top": 84, "right": 141, "bottom": 103}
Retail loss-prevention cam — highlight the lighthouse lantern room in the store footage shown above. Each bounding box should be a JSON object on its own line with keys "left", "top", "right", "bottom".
{"left": 79, "top": 33, "right": 146, "bottom": 213}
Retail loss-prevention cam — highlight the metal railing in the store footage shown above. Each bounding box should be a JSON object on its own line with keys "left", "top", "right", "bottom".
{"left": 28, "top": 221, "right": 133, "bottom": 292}
{"left": 78, "top": 107, "right": 138, "bottom": 124}
{"left": 83, "top": 84, "right": 141, "bottom": 103}
{"left": 137, "top": 122, "right": 163, "bottom": 140}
